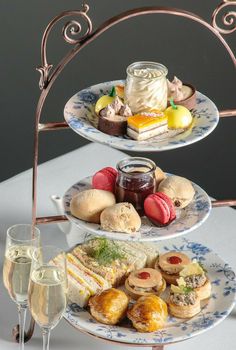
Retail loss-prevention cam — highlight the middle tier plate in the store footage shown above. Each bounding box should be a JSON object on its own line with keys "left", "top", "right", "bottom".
{"left": 63, "top": 176, "right": 211, "bottom": 242}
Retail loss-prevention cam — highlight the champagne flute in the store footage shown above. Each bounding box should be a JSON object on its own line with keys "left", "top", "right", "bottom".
{"left": 3, "top": 224, "right": 40, "bottom": 350}
{"left": 28, "top": 246, "right": 67, "bottom": 350}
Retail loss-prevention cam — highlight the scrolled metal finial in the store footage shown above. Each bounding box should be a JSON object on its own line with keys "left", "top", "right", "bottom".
{"left": 212, "top": 1, "right": 236, "bottom": 34}
{"left": 62, "top": 4, "right": 92, "bottom": 45}
{"left": 36, "top": 64, "right": 53, "bottom": 90}
{"left": 37, "top": 3, "right": 92, "bottom": 89}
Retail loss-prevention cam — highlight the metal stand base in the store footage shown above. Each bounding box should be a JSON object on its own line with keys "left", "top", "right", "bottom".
{"left": 13, "top": 318, "right": 35, "bottom": 344}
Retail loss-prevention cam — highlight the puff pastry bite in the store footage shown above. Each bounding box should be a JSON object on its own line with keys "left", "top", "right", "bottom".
{"left": 127, "top": 295, "right": 168, "bottom": 332}
{"left": 168, "top": 282, "right": 201, "bottom": 318}
{"left": 179, "top": 261, "right": 211, "bottom": 300}
{"left": 156, "top": 252, "right": 191, "bottom": 285}
{"left": 125, "top": 268, "right": 166, "bottom": 300}
{"left": 88, "top": 288, "right": 129, "bottom": 325}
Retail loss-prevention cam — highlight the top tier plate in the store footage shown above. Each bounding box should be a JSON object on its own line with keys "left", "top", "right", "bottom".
{"left": 64, "top": 80, "right": 219, "bottom": 152}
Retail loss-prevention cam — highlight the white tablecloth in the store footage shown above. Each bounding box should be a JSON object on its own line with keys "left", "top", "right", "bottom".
{"left": 0, "top": 143, "right": 235, "bottom": 350}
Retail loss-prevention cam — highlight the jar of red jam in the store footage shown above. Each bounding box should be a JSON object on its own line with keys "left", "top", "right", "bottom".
{"left": 116, "top": 157, "right": 156, "bottom": 216}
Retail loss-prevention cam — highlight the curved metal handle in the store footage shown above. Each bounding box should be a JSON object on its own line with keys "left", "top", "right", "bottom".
{"left": 219, "top": 109, "right": 236, "bottom": 117}
{"left": 212, "top": 199, "right": 236, "bottom": 207}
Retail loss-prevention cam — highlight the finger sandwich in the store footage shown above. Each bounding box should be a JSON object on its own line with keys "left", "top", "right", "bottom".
{"left": 127, "top": 112, "right": 168, "bottom": 141}
{"left": 53, "top": 253, "right": 110, "bottom": 307}
{"left": 127, "top": 242, "right": 159, "bottom": 267}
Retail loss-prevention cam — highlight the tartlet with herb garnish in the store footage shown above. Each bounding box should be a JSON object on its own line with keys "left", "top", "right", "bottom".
{"left": 168, "top": 277, "right": 201, "bottom": 318}
{"left": 179, "top": 261, "right": 211, "bottom": 300}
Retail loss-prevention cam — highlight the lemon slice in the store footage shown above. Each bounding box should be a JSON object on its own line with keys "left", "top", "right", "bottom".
{"left": 95, "top": 95, "right": 115, "bottom": 114}
{"left": 171, "top": 284, "right": 184, "bottom": 294}
{"left": 180, "top": 262, "right": 204, "bottom": 277}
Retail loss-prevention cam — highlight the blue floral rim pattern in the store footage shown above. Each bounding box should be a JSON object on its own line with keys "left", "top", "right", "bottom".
{"left": 64, "top": 237, "right": 236, "bottom": 345}
{"left": 63, "top": 176, "right": 211, "bottom": 242}
{"left": 64, "top": 80, "right": 219, "bottom": 152}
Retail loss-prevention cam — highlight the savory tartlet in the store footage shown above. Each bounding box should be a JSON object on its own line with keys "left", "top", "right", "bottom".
{"left": 156, "top": 251, "right": 191, "bottom": 285}
{"left": 127, "top": 294, "right": 168, "bottom": 332}
{"left": 168, "top": 282, "right": 201, "bottom": 318}
{"left": 179, "top": 261, "right": 211, "bottom": 300}
{"left": 89, "top": 288, "right": 129, "bottom": 325}
{"left": 125, "top": 268, "right": 166, "bottom": 300}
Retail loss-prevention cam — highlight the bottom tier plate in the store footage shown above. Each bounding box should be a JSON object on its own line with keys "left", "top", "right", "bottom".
{"left": 64, "top": 237, "right": 236, "bottom": 346}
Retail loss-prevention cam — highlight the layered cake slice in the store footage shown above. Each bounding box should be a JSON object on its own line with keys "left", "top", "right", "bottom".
{"left": 127, "top": 112, "right": 168, "bottom": 141}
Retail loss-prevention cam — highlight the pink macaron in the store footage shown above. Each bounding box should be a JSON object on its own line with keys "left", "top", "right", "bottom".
{"left": 144, "top": 192, "right": 176, "bottom": 225}
{"left": 92, "top": 167, "right": 118, "bottom": 193}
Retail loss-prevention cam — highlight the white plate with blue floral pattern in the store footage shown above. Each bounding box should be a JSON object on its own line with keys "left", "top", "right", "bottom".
{"left": 64, "top": 237, "right": 236, "bottom": 346}
{"left": 63, "top": 175, "right": 211, "bottom": 242}
{"left": 64, "top": 80, "right": 219, "bottom": 152}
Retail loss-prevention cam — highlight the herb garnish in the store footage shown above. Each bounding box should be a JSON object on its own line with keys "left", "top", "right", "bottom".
{"left": 89, "top": 237, "right": 125, "bottom": 265}
{"left": 183, "top": 286, "right": 193, "bottom": 294}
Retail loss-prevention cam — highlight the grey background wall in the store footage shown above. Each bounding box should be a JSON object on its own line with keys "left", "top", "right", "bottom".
{"left": 1, "top": 0, "right": 235, "bottom": 201}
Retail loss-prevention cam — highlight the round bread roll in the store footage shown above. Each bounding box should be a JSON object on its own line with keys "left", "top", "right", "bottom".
{"left": 70, "top": 189, "right": 116, "bottom": 224}
{"left": 100, "top": 202, "right": 141, "bottom": 234}
{"left": 158, "top": 175, "right": 195, "bottom": 208}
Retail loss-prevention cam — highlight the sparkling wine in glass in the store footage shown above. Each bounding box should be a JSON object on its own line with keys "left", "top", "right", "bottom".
{"left": 28, "top": 246, "right": 67, "bottom": 350}
{"left": 3, "top": 224, "right": 40, "bottom": 350}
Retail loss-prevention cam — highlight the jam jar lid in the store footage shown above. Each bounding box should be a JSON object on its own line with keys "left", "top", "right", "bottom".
{"left": 116, "top": 157, "right": 156, "bottom": 177}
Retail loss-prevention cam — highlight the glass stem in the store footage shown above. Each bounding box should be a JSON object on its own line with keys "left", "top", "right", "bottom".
{"left": 17, "top": 305, "right": 27, "bottom": 350}
{"left": 42, "top": 328, "right": 51, "bottom": 350}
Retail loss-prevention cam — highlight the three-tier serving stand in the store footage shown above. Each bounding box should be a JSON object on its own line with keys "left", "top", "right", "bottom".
{"left": 12, "top": 1, "right": 236, "bottom": 349}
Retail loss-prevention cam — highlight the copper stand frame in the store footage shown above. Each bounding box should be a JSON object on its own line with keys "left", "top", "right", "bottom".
{"left": 12, "top": 1, "right": 236, "bottom": 348}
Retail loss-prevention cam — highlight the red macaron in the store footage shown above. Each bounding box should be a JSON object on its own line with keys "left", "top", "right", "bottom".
{"left": 144, "top": 192, "right": 176, "bottom": 225}
{"left": 92, "top": 167, "right": 118, "bottom": 193}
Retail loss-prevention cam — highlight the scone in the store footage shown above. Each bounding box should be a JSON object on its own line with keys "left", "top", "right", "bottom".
{"left": 158, "top": 175, "right": 195, "bottom": 208}
{"left": 100, "top": 202, "right": 141, "bottom": 233}
{"left": 70, "top": 189, "right": 116, "bottom": 224}
{"left": 89, "top": 288, "right": 129, "bottom": 325}
{"left": 127, "top": 294, "right": 168, "bottom": 332}
{"left": 156, "top": 252, "right": 191, "bottom": 285}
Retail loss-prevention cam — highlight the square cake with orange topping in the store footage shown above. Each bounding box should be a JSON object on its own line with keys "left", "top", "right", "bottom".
{"left": 127, "top": 111, "right": 168, "bottom": 141}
